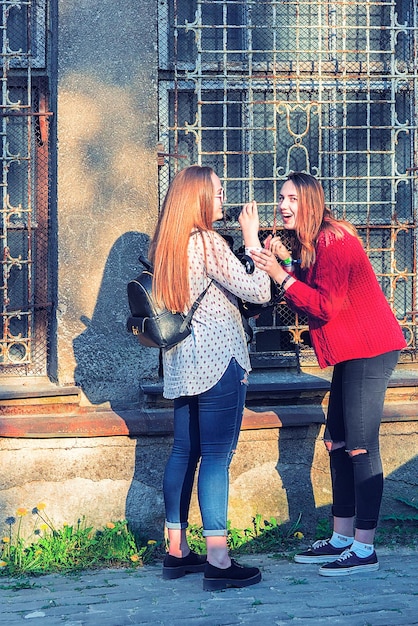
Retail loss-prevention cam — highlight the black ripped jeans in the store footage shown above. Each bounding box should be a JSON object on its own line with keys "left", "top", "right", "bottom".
{"left": 325, "top": 350, "right": 400, "bottom": 530}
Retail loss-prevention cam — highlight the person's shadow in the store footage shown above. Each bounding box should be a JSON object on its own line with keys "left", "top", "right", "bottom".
{"left": 72, "top": 231, "right": 168, "bottom": 539}
{"left": 276, "top": 421, "right": 326, "bottom": 534}
{"left": 72, "top": 231, "right": 160, "bottom": 410}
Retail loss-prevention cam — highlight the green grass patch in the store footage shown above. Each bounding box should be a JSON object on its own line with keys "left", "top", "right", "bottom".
{"left": 0, "top": 505, "right": 159, "bottom": 576}
{"left": 2, "top": 497, "right": 417, "bottom": 577}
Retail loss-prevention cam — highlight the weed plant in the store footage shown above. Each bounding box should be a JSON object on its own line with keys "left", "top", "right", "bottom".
{"left": 2, "top": 498, "right": 416, "bottom": 577}
{"left": 187, "top": 513, "right": 305, "bottom": 556}
{"left": 377, "top": 496, "right": 418, "bottom": 548}
{"left": 0, "top": 504, "right": 159, "bottom": 576}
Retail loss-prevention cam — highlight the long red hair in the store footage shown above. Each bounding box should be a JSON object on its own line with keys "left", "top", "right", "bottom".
{"left": 287, "top": 172, "right": 360, "bottom": 268}
{"left": 149, "top": 165, "right": 217, "bottom": 311}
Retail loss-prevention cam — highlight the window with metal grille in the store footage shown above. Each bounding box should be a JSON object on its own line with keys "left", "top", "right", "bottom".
{"left": 158, "top": 0, "right": 417, "bottom": 367}
{"left": 0, "top": 0, "right": 50, "bottom": 374}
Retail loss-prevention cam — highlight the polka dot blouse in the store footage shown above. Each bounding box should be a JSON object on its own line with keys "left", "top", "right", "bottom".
{"left": 162, "top": 231, "right": 271, "bottom": 399}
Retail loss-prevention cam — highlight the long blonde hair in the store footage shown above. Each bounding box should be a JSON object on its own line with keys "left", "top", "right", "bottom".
{"left": 287, "top": 172, "right": 360, "bottom": 268}
{"left": 149, "top": 165, "right": 216, "bottom": 311}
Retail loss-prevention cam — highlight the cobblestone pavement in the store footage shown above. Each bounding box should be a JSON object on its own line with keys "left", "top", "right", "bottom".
{"left": 1, "top": 550, "right": 417, "bottom": 625}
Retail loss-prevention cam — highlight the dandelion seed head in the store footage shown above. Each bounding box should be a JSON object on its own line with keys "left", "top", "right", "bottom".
{"left": 5, "top": 517, "right": 16, "bottom": 525}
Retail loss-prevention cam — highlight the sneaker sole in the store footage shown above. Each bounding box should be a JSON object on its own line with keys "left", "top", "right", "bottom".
{"left": 318, "top": 562, "right": 379, "bottom": 577}
{"left": 203, "top": 571, "right": 262, "bottom": 591}
{"left": 294, "top": 554, "right": 343, "bottom": 564}
{"left": 162, "top": 564, "right": 206, "bottom": 580}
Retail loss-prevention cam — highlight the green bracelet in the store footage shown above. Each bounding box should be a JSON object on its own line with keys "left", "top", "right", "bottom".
{"left": 281, "top": 257, "right": 293, "bottom": 266}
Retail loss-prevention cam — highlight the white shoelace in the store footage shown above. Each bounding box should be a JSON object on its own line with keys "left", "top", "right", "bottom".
{"left": 336, "top": 549, "right": 354, "bottom": 561}
{"left": 311, "top": 539, "right": 332, "bottom": 549}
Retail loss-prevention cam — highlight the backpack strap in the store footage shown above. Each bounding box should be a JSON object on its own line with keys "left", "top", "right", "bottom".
{"left": 138, "top": 255, "right": 152, "bottom": 271}
{"left": 179, "top": 280, "right": 213, "bottom": 332}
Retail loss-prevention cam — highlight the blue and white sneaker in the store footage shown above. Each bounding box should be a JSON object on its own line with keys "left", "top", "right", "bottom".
{"left": 294, "top": 538, "right": 350, "bottom": 564}
{"left": 318, "top": 549, "right": 379, "bottom": 576}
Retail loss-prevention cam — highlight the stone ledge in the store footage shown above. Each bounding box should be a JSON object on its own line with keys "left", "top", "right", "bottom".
{"left": 0, "top": 382, "right": 80, "bottom": 401}
{"left": 0, "top": 402, "right": 416, "bottom": 438}
{"left": 141, "top": 368, "right": 418, "bottom": 397}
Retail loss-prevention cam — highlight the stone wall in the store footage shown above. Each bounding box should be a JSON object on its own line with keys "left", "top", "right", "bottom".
{"left": 55, "top": 0, "right": 160, "bottom": 406}
{"left": 1, "top": 421, "right": 416, "bottom": 540}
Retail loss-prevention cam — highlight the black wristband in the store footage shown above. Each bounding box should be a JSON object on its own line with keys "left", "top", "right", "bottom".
{"left": 280, "top": 274, "right": 292, "bottom": 289}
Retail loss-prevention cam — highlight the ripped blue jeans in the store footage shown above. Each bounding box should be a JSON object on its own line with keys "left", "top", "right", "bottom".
{"left": 164, "top": 358, "right": 247, "bottom": 536}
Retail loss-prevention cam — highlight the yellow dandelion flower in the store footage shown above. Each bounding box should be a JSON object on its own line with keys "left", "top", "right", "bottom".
{"left": 294, "top": 531, "right": 304, "bottom": 539}
{"left": 40, "top": 523, "right": 48, "bottom": 531}
{"left": 147, "top": 539, "right": 157, "bottom": 545}
{"left": 130, "top": 554, "right": 140, "bottom": 562}
{"left": 36, "top": 502, "right": 46, "bottom": 511}
{"left": 2, "top": 537, "right": 10, "bottom": 543}
{"left": 0, "top": 560, "right": 7, "bottom": 567}
{"left": 16, "top": 507, "right": 28, "bottom": 517}
{"left": 106, "top": 522, "right": 115, "bottom": 529}
{"left": 35, "top": 549, "right": 42, "bottom": 556}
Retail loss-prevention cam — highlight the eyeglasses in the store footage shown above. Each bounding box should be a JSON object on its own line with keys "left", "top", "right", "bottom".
{"left": 214, "top": 188, "right": 225, "bottom": 201}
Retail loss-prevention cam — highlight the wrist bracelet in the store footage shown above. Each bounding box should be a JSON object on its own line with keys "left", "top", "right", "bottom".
{"left": 281, "top": 257, "right": 293, "bottom": 266}
{"left": 280, "top": 274, "right": 293, "bottom": 289}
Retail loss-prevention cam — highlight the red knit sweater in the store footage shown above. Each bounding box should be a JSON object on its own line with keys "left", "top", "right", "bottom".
{"left": 284, "top": 229, "right": 407, "bottom": 368}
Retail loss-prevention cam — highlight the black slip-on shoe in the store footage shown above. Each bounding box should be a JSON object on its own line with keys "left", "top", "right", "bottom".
{"left": 203, "top": 559, "right": 262, "bottom": 591}
{"left": 162, "top": 551, "right": 207, "bottom": 580}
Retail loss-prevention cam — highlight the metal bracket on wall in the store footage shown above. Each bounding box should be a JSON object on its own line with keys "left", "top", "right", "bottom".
{"left": 156, "top": 143, "right": 186, "bottom": 166}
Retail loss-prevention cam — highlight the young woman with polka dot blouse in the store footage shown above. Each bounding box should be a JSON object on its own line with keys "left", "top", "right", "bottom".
{"left": 149, "top": 165, "right": 270, "bottom": 590}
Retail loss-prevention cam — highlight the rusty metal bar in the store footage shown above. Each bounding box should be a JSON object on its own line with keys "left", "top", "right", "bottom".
{"left": 0, "top": 0, "right": 48, "bottom": 371}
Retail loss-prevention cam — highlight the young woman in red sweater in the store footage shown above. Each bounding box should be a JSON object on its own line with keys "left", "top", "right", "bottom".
{"left": 250, "top": 172, "right": 406, "bottom": 576}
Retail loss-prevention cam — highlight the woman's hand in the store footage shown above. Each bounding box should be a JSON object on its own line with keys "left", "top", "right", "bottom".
{"left": 250, "top": 247, "right": 290, "bottom": 286}
{"left": 239, "top": 201, "right": 260, "bottom": 248}
{"left": 265, "top": 235, "right": 292, "bottom": 262}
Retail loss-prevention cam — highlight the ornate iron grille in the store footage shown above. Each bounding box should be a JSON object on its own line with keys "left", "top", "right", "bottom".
{"left": 0, "top": 0, "right": 50, "bottom": 374}
{"left": 158, "top": 0, "right": 418, "bottom": 367}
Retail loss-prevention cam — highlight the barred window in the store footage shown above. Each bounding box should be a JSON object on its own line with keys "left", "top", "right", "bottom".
{"left": 0, "top": 0, "right": 50, "bottom": 373}
{"left": 158, "top": 0, "right": 417, "bottom": 367}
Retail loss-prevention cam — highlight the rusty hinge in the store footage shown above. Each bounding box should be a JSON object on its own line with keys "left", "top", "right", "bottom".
{"left": 157, "top": 143, "right": 187, "bottom": 166}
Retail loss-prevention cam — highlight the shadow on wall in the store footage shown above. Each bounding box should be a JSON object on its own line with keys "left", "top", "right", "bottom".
{"left": 276, "top": 423, "right": 324, "bottom": 533}
{"left": 276, "top": 432, "right": 418, "bottom": 537}
{"left": 72, "top": 231, "right": 159, "bottom": 409}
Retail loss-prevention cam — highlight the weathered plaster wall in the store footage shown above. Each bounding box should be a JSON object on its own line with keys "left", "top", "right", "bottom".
{"left": 1, "top": 423, "right": 416, "bottom": 540}
{"left": 56, "top": 0, "right": 159, "bottom": 407}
